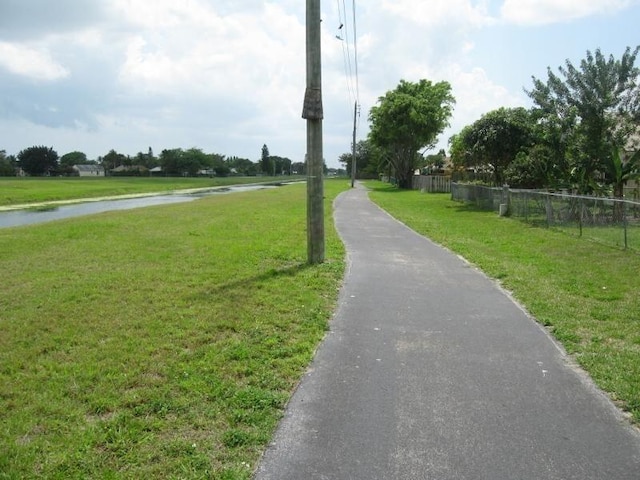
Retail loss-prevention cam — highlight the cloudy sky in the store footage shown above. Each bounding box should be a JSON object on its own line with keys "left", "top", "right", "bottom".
{"left": 1, "top": 1, "right": 639, "bottom": 168}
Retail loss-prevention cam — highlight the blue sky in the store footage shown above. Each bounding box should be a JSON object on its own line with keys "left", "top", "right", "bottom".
{"left": 1, "top": 0, "right": 639, "bottom": 168}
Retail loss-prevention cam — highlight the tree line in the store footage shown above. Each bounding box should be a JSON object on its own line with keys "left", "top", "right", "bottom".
{"left": 340, "top": 46, "right": 640, "bottom": 196}
{"left": 0, "top": 144, "right": 303, "bottom": 178}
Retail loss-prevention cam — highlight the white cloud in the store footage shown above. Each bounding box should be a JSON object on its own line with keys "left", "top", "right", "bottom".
{"left": 446, "top": 65, "right": 526, "bottom": 119}
{"left": 2, "top": 0, "right": 639, "bottom": 166}
{"left": 0, "top": 41, "right": 69, "bottom": 81}
{"left": 380, "top": 0, "right": 495, "bottom": 28}
{"left": 500, "top": 0, "right": 637, "bottom": 25}
{"left": 116, "top": 2, "right": 304, "bottom": 102}
{"left": 110, "top": 1, "right": 309, "bottom": 161}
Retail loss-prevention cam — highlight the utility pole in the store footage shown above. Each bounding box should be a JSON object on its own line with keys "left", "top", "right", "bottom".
{"left": 351, "top": 101, "right": 357, "bottom": 188}
{"left": 303, "top": 0, "right": 324, "bottom": 264}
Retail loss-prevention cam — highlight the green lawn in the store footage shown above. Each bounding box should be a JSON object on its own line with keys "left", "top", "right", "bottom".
{"left": 0, "top": 176, "right": 303, "bottom": 207}
{"left": 2, "top": 179, "right": 638, "bottom": 479}
{"left": 0, "top": 180, "right": 348, "bottom": 479}
{"left": 366, "top": 181, "right": 640, "bottom": 424}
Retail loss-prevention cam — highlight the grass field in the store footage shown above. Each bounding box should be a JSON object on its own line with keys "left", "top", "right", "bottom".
{"left": 366, "top": 181, "right": 640, "bottom": 424}
{"left": 0, "top": 176, "right": 302, "bottom": 207}
{"left": 2, "top": 178, "right": 638, "bottom": 478}
{"left": 0, "top": 180, "right": 348, "bottom": 479}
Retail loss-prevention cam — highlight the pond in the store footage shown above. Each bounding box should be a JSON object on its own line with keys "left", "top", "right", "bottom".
{"left": 0, "top": 184, "right": 282, "bottom": 229}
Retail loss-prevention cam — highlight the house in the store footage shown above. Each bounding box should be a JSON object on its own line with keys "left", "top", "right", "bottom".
{"left": 197, "top": 168, "right": 215, "bottom": 177}
{"left": 110, "top": 165, "right": 148, "bottom": 176}
{"left": 73, "top": 164, "right": 104, "bottom": 177}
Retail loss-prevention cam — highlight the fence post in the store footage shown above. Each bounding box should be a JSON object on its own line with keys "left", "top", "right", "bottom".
{"left": 624, "top": 200, "right": 628, "bottom": 250}
{"left": 579, "top": 198, "right": 583, "bottom": 237}
{"left": 499, "top": 185, "right": 510, "bottom": 216}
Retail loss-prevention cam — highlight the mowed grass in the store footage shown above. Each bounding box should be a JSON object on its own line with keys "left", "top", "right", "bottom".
{"left": 0, "top": 180, "right": 349, "bottom": 479}
{"left": 0, "top": 176, "right": 301, "bottom": 207}
{"left": 366, "top": 182, "right": 640, "bottom": 423}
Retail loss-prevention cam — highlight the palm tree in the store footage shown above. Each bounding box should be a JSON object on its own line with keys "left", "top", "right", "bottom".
{"left": 605, "top": 146, "right": 640, "bottom": 221}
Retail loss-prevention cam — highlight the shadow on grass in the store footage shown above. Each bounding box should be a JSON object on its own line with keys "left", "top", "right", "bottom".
{"left": 445, "top": 201, "right": 492, "bottom": 214}
{"left": 363, "top": 183, "right": 401, "bottom": 194}
{"left": 190, "top": 262, "right": 313, "bottom": 300}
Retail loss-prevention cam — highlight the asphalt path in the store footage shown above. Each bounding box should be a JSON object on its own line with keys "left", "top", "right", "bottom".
{"left": 254, "top": 183, "right": 640, "bottom": 480}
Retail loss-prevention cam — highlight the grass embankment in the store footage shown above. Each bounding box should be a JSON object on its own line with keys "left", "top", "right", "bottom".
{"left": 366, "top": 181, "right": 640, "bottom": 423}
{"left": 0, "top": 180, "right": 348, "bottom": 479}
{"left": 0, "top": 176, "right": 303, "bottom": 207}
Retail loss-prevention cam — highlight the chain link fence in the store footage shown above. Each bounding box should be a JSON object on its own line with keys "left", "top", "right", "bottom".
{"left": 451, "top": 183, "right": 640, "bottom": 251}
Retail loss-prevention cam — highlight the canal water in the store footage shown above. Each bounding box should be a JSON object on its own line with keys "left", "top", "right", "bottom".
{"left": 0, "top": 184, "right": 280, "bottom": 229}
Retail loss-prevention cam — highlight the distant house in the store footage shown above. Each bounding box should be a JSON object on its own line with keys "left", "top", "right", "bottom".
{"left": 73, "top": 164, "right": 104, "bottom": 177}
{"left": 111, "top": 165, "right": 148, "bottom": 176}
{"left": 198, "top": 168, "right": 214, "bottom": 177}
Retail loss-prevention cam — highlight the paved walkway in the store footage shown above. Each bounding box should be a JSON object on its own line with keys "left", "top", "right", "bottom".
{"left": 255, "top": 184, "right": 640, "bottom": 479}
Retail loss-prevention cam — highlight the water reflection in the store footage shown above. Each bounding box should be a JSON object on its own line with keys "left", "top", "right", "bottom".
{"left": 0, "top": 184, "right": 278, "bottom": 229}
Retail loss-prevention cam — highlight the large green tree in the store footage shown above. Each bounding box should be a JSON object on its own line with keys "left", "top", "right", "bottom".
{"left": 460, "top": 107, "right": 536, "bottom": 186}
{"left": 159, "top": 148, "right": 202, "bottom": 176}
{"left": 60, "top": 151, "right": 88, "bottom": 167}
{"left": 17, "top": 146, "right": 59, "bottom": 176}
{"left": 59, "top": 151, "right": 89, "bottom": 175}
{"left": 504, "top": 145, "right": 554, "bottom": 189}
{"left": 368, "top": 79, "right": 455, "bottom": 188}
{"left": 182, "top": 148, "right": 208, "bottom": 175}
{"left": 527, "top": 46, "right": 640, "bottom": 194}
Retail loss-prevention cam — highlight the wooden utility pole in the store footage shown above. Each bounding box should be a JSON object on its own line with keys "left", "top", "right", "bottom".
{"left": 303, "top": 0, "right": 324, "bottom": 264}
{"left": 351, "top": 101, "right": 357, "bottom": 188}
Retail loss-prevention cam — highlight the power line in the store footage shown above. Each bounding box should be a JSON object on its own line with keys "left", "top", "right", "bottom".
{"left": 336, "top": 0, "right": 356, "bottom": 106}
{"left": 336, "top": 0, "right": 361, "bottom": 187}
{"left": 352, "top": 0, "right": 360, "bottom": 108}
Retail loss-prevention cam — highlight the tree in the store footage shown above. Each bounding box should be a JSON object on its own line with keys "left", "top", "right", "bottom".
{"left": 269, "top": 155, "right": 292, "bottom": 175}
{"left": 102, "top": 149, "right": 127, "bottom": 171}
{"left": 17, "top": 146, "right": 59, "bottom": 176}
{"left": 207, "top": 152, "right": 229, "bottom": 176}
{"left": 58, "top": 151, "right": 89, "bottom": 176}
{"left": 227, "top": 156, "right": 258, "bottom": 175}
{"left": 368, "top": 79, "right": 455, "bottom": 188}
{"left": 504, "top": 146, "right": 553, "bottom": 189}
{"left": 182, "top": 148, "right": 208, "bottom": 175}
{"left": 605, "top": 146, "right": 640, "bottom": 199}
{"left": 338, "top": 139, "right": 381, "bottom": 178}
{"left": 159, "top": 148, "right": 184, "bottom": 175}
{"left": 527, "top": 46, "right": 640, "bottom": 193}
{"left": 423, "top": 149, "right": 447, "bottom": 174}
{"left": 449, "top": 125, "right": 474, "bottom": 172}
{"left": 261, "top": 144, "right": 272, "bottom": 175}
{"left": 291, "top": 161, "right": 306, "bottom": 175}
{"left": 60, "top": 151, "right": 88, "bottom": 167}
{"left": 133, "top": 147, "right": 157, "bottom": 168}
{"left": 0, "top": 150, "right": 16, "bottom": 176}
{"left": 461, "top": 107, "right": 536, "bottom": 185}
